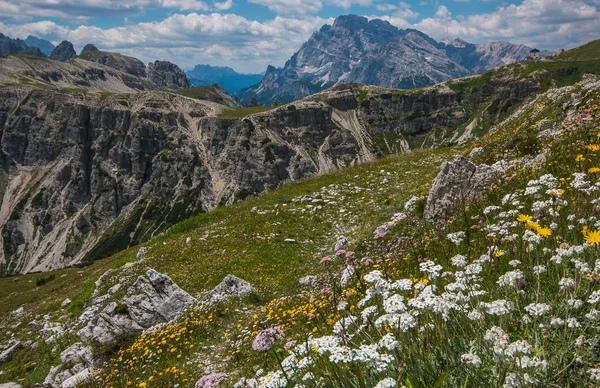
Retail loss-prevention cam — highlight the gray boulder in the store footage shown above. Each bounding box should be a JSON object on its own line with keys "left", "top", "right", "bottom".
{"left": 334, "top": 236, "right": 349, "bottom": 251}
{"left": 0, "top": 383, "right": 23, "bottom": 388}
{"left": 136, "top": 247, "right": 148, "bottom": 261}
{"left": 0, "top": 341, "right": 24, "bottom": 364}
{"left": 60, "top": 368, "right": 91, "bottom": 388}
{"left": 425, "top": 155, "right": 502, "bottom": 220}
{"left": 60, "top": 343, "right": 94, "bottom": 366}
{"left": 78, "top": 269, "right": 195, "bottom": 345}
{"left": 203, "top": 275, "right": 256, "bottom": 304}
{"left": 50, "top": 41, "right": 76, "bottom": 62}
{"left": 78, "top": 302, "right": 143, "bottom": 345}
{"left": 125, "top": 269, "right": 197, "bottom": 328}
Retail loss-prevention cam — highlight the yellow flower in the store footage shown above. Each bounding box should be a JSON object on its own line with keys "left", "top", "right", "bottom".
{"left": 576, "top": 154, "right": 585, "bottom": 162}
{"left": 587, "top": 144, "right": 600, "bottom": 152}
{"left": 526, "top": 221, "right": 540, "bottom": 231}
{"left": 537, "top": 227, "right": 552, "bottom": 238}
{"left": 583, "top": 225, "right": 589, "bottom": 236}
{"left": 517, "top": 214, "right": 533, "bottom": 223}
{"left": 494, "top": 250, "right": 504, "bottom": 257}
{"left": 585, "top": 230, "right": 600, "bottom": 245}
{"left": 589, "top": 167, "right": 600, "bottom": 173}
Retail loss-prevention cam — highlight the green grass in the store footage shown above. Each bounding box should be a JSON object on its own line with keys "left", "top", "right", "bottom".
{"left": 448, "top": 71, "right": 493, "bottom": 91}
{"left": 218, "top": 106, "right": 273, "bottom": 119}
{"left": 553, "top": 39, "right": 600, "bottom": 61}
{"left": 521, "top": 60, "right": 600, "bottom": 87}
{"left": 177, "top": 86, "right": 218, "bottom": 99}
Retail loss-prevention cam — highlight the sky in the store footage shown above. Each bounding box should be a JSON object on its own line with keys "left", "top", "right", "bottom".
{"left": 0, "top": 0, "right": 598, "bottom": 73}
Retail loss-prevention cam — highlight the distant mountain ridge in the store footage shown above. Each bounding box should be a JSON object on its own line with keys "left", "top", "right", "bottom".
{"left": 0, "top": 33, "right": 44, "bottom": 58}
{"left": 24, "top": 36, "right": 55, "bottom": 56}
{"left": 186, "top": 64, "right": 264, "bottom": 94}
{"left": 242, "top": 15, "right": 550, "bottom": 105}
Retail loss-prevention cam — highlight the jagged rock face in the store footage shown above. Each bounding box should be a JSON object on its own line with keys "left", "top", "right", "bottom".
{"left": 85, "top": 51, "right": 148, "bottom": 79}
{"left": 50, "top": 41, "right": 76, "bottom": 62}
{"left": 244, "top": 15, "right": 546, "bottom": 105}
{"left": 80, "top": 44, "right": 99, "bottom": 56}
{"left": 147, "top": 61, "right": 191, "bottom": 89}
{"left": 0, "top": 73, "right": 544, "bottom": 274}
{"left": 0, "top": 33, "right": 44, "bottom": 58}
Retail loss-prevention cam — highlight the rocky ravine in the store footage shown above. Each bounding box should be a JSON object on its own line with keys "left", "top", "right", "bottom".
{"left": 0, "top": 66, "right": 545, "bottom": 275}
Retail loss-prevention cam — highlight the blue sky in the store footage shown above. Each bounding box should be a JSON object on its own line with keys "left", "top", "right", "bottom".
{"left": 0, "top": 0, "right": 598, "bottom": 73}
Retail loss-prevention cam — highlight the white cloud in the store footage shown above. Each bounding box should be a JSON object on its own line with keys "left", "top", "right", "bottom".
{"left": 376, "top": 2, "right": 418, "bottom": 18}
{"left": 0, "top": 0, "right": 237, "bottom": 20}
{"left": 248, "top": 0, "right": 372, "bottom": 15}
{"left": 380, "top": 0, "right": 599, "bottom": 51}
{"left": 0, "top": 13, "right": 333, "bottom": 73}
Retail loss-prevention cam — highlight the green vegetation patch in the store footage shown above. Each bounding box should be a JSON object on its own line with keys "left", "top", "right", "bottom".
{"left": 218, "top": 106, "right": 273, "bottom": 119}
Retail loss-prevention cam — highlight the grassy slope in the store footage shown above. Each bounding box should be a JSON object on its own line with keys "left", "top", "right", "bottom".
{"left": 0, "top": 147, "right": 457, "bottom": 385}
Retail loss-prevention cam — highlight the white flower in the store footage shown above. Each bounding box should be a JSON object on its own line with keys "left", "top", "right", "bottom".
{"left": 509, "top": 260, "right": 521, "bottom": 267}
{"left": 497, "top": 270, "right": 524, "bottom": 287}
{"left": 383, "top": 294, "right": 406, "bottom": 314}
{"left": 461, "top": 353, "right": 482, "bottom": 367}
{"left": 451, "top": 254, "right": 468, "bottom": 267}
{"left": 532, "top": 265, "right": 546, "bottom": 275}
{"left": 374, "top": 378, "right": 396, "bottom": 388}
{"left": 482, "top": 300, "right": 514, "bottom": 316}
{"left": 589, "top": 368, "right": 600, "bottom": 381}
{"left": 503, "top": 373, "right": 520, "bottom": 388}
{"left": 550, "top": 317, "right": 564, "bottom": 326}
{"left": 586, "top": 309, "right": 600, "bottom": 321}
{"left": 419, "top": 261, "right": 443, "bottom": 280}
{"left": 505, "top": 340, "right": 532, "bottom": 358}
{"left": 378, "top": 333, "right": 399, "bottom": 351}
{"left": 567, "top": 317, "right": 581, "bottom": 328}
{"left": 575, "top": 335, "right": 586, "bottom": 347}
{"left": 524, "top": 303, "right": 552, "bottom": 316}
{"left": 447, "top": 231, "right": 466, "bottom": 246}
{"left": 568, "top": 299, "right": 583, "bottom": 309}
{"left": 588, "top": 290, "right": 600, "bottom": 304}
{"left": 559, "top": 277, "right": 575, "bottom": 290}
{"left": 468, "top": 309, "right": 483, "bottom": 321}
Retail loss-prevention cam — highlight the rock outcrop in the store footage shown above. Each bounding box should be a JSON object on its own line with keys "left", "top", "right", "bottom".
{"left": 147, "top": 60, "right": 191, "bottom": 89}
{"left": 78, "top": 269, "right": 195, "bottom": 345}
{"left": 203, "top": 275, "right": 255, "bottom": 304}
{"left": 0, "top": 340, "right": 24, "bottom": 364}
{"left": 424, "top": 156, "right": 501, "bottom": 219}
{"left": 50, "top": 41, "right": 76, "bottom": 62}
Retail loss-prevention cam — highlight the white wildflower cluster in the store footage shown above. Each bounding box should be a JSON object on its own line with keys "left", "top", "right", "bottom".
{"left": 237, "top": 160, "right": 600, "bottom": 387}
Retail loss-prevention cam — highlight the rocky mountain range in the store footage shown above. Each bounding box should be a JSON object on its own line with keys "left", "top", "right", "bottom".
{"left": 0, "top": 48, "right": 552, "bottom": 274}
{"left": 0, "top": 33, "right": 44, "bottom": 58}
{"left": 186, "top": 64, "right": 264, "bottom": 94}
{"left": 241, "top": 15, "right": 549, "bottom": 105}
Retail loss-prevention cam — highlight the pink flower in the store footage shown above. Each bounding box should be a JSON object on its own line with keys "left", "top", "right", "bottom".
{"left": 320, "top": 256, "right": 332, "bottom": 264}
{"left": 284, "top": 340, "right": 297, "bottom": 350}
{"left": 252, "top": 327, "right": 284, "bottom": 352}
{"left": 335, "top": 249, "right": 346, "bottom": 256}
{"left": 196, "top": 373, "right": 228, "bottom": 388}
{"left": 345, "top": 251, "right": 355, "bottom": 260}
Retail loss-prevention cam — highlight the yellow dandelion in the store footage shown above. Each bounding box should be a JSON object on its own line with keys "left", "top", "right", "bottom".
{"left": 517, "top": 214, "right": 533, "bottom": 223}
{"left": 585, "top": 230, "right": 600, "bottom": 245}
{"left": 576, "top": 154, "right": 585, "bottom": 162}
{"left": 589, "top": 167, "right": 600, "bottom": 173}
{"left": 494, "top": 250, "right": 504, "bottom": 257}
{"left": 537, "top": 227, "right": 552, "bottom": 238}
{"left": 526, "top": 221, "right": 541, "bottom": 231}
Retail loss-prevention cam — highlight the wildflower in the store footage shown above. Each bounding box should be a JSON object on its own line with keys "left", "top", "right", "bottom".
{"left": 576, "top": 154, "right": 585, "bottom": 162}
{"left": 283, "top": 340, "right": 296, "bottom": 351}
{"left": 589, "top": 167, "right": 600, "bottom": 173}
{"left": 526, "top": 221, "right": 540, "bottom": 231}
{"left": 567, "top": 317, "right": 581, "bottom": 328}
{"left": 446, "top": 231, "right": 466, "bottom": 246}
{"left": 252, "top": 327, "right": 284, "bottom": 352}
{"left": 320, "top": 256, "right": 332, "bottom": 264}
{"left": 517, "top": 214, "right": 533, "bottom": 222}
{"left": 524, "top": 303, "right": 552, "bottom": 316}
{"left": 461, "top": 353, "right": 482, "bottom": 367}
{"left": 537, "top": 227, "right": 552, "bottom": 238}
{"left": 584, "top": 230, "right": 600, "bottom": 245}
{"left": 586, "top": 144, "right": 600, "bottom": 151}
{"left": 374, "top": 377, "right": 396, "bottom": 388}
{"left": 196, "top": 373, "right": 228, "bottom": 388}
